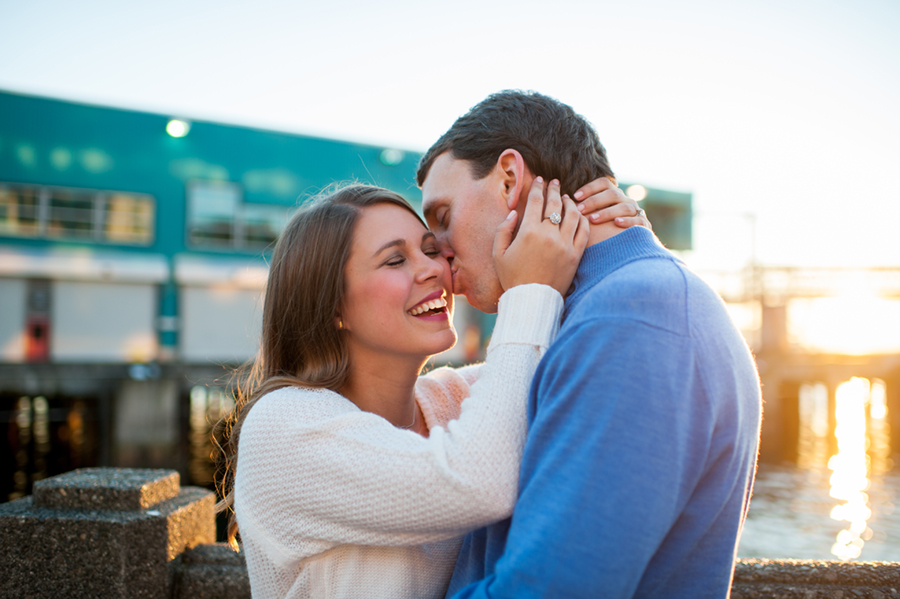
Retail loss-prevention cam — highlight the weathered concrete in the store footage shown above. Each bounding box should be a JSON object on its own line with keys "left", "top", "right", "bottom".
{"left": 174, "top": 543, "right": 251, "bottom": 599}
{"left": 733, "top": 558, "right": 900, "bottom": 598}
{"left": 33, "top": 468, "right": 180, "bottom": 511}
{"left": 0, "top": 468, "right": 214, "bottom": 599}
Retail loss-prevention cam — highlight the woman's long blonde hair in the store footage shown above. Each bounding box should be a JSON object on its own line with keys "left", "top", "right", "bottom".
{"left": 214, "top": 184, "right": 426, "bottom": 550}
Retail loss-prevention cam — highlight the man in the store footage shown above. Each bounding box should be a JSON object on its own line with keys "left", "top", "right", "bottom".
{"left": 417, "top": 90, "right": 762, "bottom": 598}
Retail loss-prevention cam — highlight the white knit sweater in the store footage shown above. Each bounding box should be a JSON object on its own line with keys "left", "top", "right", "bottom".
{"left": 234, "top": 284, "right": 563, "bottom": 599}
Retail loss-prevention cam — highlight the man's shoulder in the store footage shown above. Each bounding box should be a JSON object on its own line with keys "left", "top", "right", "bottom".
{"left": 565, "top": 256, "right": 696, "bottom": 336}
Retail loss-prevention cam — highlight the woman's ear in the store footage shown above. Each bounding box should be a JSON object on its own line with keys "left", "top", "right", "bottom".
{"left": 497, "top": 149, "right": 527, "bottom": 210}
{"left": 335, "top": 316, "right": 344, "bottom": 330}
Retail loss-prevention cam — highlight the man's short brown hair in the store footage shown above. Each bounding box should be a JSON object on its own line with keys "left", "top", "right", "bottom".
{"left": 416, "top": 90, "right": 615, "bottom": 197}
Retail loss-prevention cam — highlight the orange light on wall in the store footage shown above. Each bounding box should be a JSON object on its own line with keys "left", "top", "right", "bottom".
{"left": 25, "top": 314, "right": 50, "bottom": 362}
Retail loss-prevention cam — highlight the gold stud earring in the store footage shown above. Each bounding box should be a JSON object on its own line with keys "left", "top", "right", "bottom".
{"left": 338, "top": 319, "right": 343, "bottom": 329}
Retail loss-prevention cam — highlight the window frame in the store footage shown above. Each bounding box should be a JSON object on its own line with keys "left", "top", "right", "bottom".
{"left": 0, "top": 182, "right": 156, "bottom": 246}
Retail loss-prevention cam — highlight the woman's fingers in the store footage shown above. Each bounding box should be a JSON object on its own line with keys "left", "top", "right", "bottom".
{"left": 615, "top": 214, "right": 652, "bottom": 230}
{"left": 574, "top": 208, "right": 591, "bottom": 250}
{"left": 572, "top": 176, "right": 615, "bottom": 201}
{"left": 492, "top": 176, "right": 587, "bottom": 296}
{"left": 586, "top": 200, "right": 640, "bottom": 224}
{"left": 573, "top": 179, "right": 651, "bottom": 230}
{"left": 559, "top": 195, "right": 581, "bottom": 241}
{"left": 543, "top": 179, "right": 563, "bottom": 223}
{"left": 491, "top": 210, "right": 519, "bottom": 260}
{"left": 522, "top": 176, "right": 547, "bottom": 228}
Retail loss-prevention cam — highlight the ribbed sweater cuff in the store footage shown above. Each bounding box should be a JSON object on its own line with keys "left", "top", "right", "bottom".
{"left": 488, "top": 284, "right": 562, "bottom": 352}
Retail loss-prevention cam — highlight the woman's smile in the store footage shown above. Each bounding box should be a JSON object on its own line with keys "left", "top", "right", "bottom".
{"left": 407, "top": 291, "right": 449, "bottom": 318}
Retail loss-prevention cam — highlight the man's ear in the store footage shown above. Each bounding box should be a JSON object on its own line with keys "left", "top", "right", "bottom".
{"left": 497, "top": 149, "right": 527, "bottom": 211}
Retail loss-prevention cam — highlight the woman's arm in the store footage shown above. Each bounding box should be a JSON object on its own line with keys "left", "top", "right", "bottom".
{"left": 235, "top": 284, "right": 562, "bottom": 557}
{"left": 234, "top": 178, "right": 582, "bottom": 557}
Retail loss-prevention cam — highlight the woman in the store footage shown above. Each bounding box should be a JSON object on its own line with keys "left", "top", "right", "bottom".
{"left": 217, "top": 178, "right": 645, "bottom": 598}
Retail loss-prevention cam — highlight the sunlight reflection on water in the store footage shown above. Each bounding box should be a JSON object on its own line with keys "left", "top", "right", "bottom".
{"left": 828, "top": 378, "right": 873, "bottom": 559}
{"left": 739, "top": 377, "right": 899, "bottom": 561}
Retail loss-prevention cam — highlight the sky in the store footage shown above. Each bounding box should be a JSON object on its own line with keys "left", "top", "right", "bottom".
{"left": 1, "top": 0, "right": 899, "bottom": 270}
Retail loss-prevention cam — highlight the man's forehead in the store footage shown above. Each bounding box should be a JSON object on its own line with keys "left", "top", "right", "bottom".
{"left": 421, "top": 154, "right": 474, "bottom": 211}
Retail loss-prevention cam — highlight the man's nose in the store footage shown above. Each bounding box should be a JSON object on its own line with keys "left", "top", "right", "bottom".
{"left": 436, "top": 236, "right": 455, "bottom": 265}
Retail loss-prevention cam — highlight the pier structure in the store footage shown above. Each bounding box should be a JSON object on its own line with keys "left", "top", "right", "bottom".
{"left": 700, "top": 265, "right": 900, "bottom": 462}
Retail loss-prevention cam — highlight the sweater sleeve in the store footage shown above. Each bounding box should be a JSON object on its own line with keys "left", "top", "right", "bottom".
{"left": 234, "top": 284, "right": 563, "bottom": 559}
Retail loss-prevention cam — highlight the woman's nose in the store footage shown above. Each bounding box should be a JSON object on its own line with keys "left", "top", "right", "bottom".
{"left": 416, "top": 253, "right": 445, "bottom": 282}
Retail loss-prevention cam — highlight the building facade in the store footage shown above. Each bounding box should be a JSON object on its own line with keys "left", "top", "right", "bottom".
{"left": 0, "top": 90, "right": 482, "bottom": 498}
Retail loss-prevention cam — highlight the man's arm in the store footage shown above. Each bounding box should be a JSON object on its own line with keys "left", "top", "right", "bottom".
{"left": 452, "top": 318, "right": 713, "bottom": 598}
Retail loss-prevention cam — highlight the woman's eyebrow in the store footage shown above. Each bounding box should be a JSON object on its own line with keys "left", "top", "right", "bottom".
{"left": 373, "top": 239, "right": 406, "bottom": 257}
{"left": 373, "top": 232, "right": 435, "bottom": 257}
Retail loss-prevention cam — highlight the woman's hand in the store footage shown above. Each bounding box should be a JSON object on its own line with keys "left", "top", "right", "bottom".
{"left": 573, "top": 177, "right": 652, "bottom": 230}
{"left": 493, "top": 177, "right": 590, "bottom": 297}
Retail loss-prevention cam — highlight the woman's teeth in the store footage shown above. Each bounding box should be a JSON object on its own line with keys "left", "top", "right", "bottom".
{"left": 407, "top": 297, "right": 447, "bottom": 316}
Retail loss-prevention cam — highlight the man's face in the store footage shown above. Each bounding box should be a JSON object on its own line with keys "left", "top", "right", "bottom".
{"left": 421, "top": 152, "right": 510, "bottom": 314}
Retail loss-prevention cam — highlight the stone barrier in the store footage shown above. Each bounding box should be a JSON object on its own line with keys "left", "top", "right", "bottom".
{"left": 0, "top": 468, "right": 218, "bottom": 599}
{"left": 733, "top": 559, "right": 900, "bottom": 598}
{"left": 3, "top": 468, "right": 900, "bottom": 598}
{"left": 174, "top": 543, "right": 250, "bottom": 599}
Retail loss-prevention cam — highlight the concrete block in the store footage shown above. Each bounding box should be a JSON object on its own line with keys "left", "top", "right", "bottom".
{"left": 175, "top": 543, "right": 250, "bottom": 599}
{"left": 0, "top": 468, "right": 215, "bottom": 599}
{"left": 33, "top": 468, "right": 180, "bottom": 511}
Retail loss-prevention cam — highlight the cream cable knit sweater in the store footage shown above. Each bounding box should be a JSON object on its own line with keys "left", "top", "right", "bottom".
{"left": 234, "top": 284, "right": 563, "bottom": 599}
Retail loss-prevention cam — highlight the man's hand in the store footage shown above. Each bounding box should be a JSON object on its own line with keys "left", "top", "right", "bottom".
{"left": 573, "top": 177, "right": 652, "bottom": 230}
{"left": 493, "top": 177, "right": 590, "bottom": 296}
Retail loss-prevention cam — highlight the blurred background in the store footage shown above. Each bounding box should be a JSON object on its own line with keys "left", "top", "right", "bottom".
{"left": 1, "top": 0, "right": 899, "bottom": 562}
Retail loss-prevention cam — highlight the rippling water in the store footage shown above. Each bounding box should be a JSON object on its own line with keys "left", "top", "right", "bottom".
{"left": 738, "top": 377, "right": 900, "bottom": 562}
{"left": 738, "top": 464, "right": 900, "bottom": 561}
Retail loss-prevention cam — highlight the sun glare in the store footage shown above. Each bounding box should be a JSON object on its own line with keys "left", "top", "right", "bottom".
{"left": 829, "top": 378, "right": 873, "bottom": 560}
{"left": 789, "top": 293, "right": 900, "bottom": 355}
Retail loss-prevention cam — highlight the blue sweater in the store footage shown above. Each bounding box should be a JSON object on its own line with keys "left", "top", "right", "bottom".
{"left": 447, "top": 227, "right": 762, "bottom": 598}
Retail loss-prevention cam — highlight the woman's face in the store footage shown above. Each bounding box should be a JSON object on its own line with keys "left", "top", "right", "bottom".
{"left": 341, "top": 203, "right": 456, "bottom": 360}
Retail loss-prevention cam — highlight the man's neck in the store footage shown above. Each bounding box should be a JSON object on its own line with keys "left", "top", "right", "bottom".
{"left": 586, "top": 221, "right": 626, "bottom": 248}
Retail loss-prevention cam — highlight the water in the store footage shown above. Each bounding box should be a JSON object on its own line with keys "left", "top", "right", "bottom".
{"left": 738, "top": 464, "right": 900, "bottom": 561}
{"left": 738, "top": 377, "right": 900, "bottom": 562}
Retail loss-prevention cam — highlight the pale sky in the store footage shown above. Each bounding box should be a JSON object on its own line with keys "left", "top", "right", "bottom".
{"left": 2, "top": 0, "right": 898, "bottom": 270}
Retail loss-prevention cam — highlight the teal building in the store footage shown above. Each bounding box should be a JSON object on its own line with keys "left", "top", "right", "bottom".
{"left": 0, "top": 90, "right": 429, "bottom": 497}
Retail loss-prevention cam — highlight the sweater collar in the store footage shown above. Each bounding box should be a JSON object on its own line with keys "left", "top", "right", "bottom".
{"left": 566, "top": 227, "right": 673, "bottom": 309}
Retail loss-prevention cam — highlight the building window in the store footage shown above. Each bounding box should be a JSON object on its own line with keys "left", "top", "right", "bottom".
{"left": 187, "top": 181, "right": 240, "bottom": 247}
{"left": 241, "top": 204, "right": 289, "bottom": 249}
{"left": 47, "top": 189, "right": 95, "bottom": 240}
{"left": 0, "top": 187, "right": 40, "bottom": 236}
{"left": 0, "top": 183, "right": 155, "bottom": 246}
{"left": 104, "top": 194, "right": 154, "bottom": 244}
{"left": 187, "top": 180, "right": 289, "bottom": 250}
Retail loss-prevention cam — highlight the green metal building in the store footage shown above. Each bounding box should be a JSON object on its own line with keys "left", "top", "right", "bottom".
{"left": 0, "top": 90, "right": 429, "bottom": 498}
